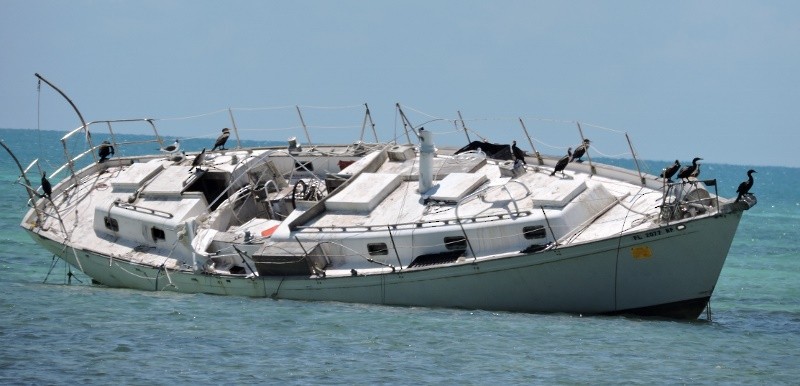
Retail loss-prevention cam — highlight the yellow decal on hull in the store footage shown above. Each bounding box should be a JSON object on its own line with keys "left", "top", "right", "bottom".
{"left": 631, "top": 245, "right": 653, "bottom": 259}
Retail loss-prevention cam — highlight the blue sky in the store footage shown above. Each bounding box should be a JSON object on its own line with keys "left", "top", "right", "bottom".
{"left": 2, "top": 1, "right": 799, "bottom": 167}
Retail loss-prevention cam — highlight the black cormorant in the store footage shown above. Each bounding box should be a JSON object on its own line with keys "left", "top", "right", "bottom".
{"left": 691, "top": 163, "right": 701, "bottom": 179}
{"left": 570, "top": 138, "right": 590, "bottom": 163}
{"left": 735, "top": 169, "right": 757, "bottom": 202}
{"left": 190, "top": 148, "right": 206, "bottom": 172}
{"left": 660, "top": 160, "right": 680, "bottom": 181}
{"left": 677, "top": 157, "right": 702, "bottom": 182}
{"left": 211, "top": 128, "right": 231, "bottom": 151}
{"left": 41, "top": 171, "right": 52, "bottom": 199}
{"left": 98, "top": 140, "right": 115, "bottom": 163}
{"left": 511, "top": 140, "right": 526, "bottom": 165}
{"left": 550, "top": 148, "right": 572, "bottom": 177}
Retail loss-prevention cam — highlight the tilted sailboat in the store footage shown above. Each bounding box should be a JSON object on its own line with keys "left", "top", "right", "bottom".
{"left": 8, "top": 75, "right": 756, "bottom": 319}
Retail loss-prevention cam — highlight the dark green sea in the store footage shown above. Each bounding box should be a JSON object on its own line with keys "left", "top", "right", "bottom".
{"left": 1, "top": 128, "right": 798, "bottom": 384}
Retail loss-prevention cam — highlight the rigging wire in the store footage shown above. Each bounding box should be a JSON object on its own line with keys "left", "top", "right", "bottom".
{"left": 37, "top": 79, "right": 42, "bottom": 161}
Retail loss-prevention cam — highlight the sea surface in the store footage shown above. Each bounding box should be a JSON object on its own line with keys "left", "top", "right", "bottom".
{"left": 1, "top": 128, "right": 799, "bottom": 385}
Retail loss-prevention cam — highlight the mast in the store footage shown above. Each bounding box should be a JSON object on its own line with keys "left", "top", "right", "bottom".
{"left": 0, "top": 140, "right": 42, "bottom": 222}
{"left": 456, "top": 111, "right": 472, "bottom": 143}
{"left": 361, "top": 103, "right": 379, "bottom": 143}
{"left": 518, "top": 118, "right": 543, "bottom": 165}
{"left": 35, "top": 73, "right": 95, "bottom": 173}
{"left": 395, "top": 103, "right": 415, "bottom": 144}
{"left": 34, "top": 73, "right": 88, "bottom": 133}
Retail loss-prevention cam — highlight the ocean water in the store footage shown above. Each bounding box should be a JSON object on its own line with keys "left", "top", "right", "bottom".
{"left": 1, "top": 128, "right": 799, "bottom": 385}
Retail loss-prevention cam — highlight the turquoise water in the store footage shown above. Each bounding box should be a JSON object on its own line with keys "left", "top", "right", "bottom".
{"left": 1, "top": 128, "right": 799, "bottom": 384}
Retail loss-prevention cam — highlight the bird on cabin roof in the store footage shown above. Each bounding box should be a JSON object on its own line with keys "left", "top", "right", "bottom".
{"left": 190, "top": 148, "right": 206, "bottom": 173}
{"left": 212, "top": 128, "right": 231, "bottom": 151}
{"left": 735, "top": 169, "right": 757, "bottom": 202}
{"left": 511, "top": 140, "right": 527, "bottom": 165}
{"left": 550, "top": 147, "right": 572, "bottom": 177}
{"left": 160, "top": 139, "right": 180, "bottom": 154}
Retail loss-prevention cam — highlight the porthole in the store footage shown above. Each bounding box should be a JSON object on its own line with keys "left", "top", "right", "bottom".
{"left": 151, "top": 227, "right": 166, "bottom": 241}
{"left": 367, "top": 243, "right": 389, "bottom": 256}
{"left": 444, "top": 236, "right": 467, "bottom": 251}
{"left": 104, "top": 217, "right": 119, "bottom": 232}
{"left": 523, "top": 225, "right": 547, "bottom": 239}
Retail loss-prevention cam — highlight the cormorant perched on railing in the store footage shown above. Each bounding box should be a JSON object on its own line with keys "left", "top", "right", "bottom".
{"left": 570, "top": 139, "right": 590, "bottom": 163}
{"left": 41, "top": 171, "right": 52, "bottom": 199}
{"left": 677, "top": 157, "right": 702, "bottom": 182}
{"left": 190, "top": 148, "right": 206, "bottom": 173}
{"left": 691, "top": 163, "right": 701, "bottom": 179}
{"left": 212, "top": 128, "right": 231, "bottom": 151}
{"left": 735, "top": 169, "right": 757, "bottom": 202}
{"left": 660, "top": 160, "right": 680, "bottom": 182}
{"left": 98, "top": 140, "right": 115, "bottom": 163}
{"left": 550, "top": 148, "right": 572, "bottom": 177}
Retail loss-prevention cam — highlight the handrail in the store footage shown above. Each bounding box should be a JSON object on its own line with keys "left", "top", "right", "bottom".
{"left": 293, "top": 209, "right": 535, "bottom": 233}
{"left": 48, "top": 118, "right": 165, "bottom": 194}
{"left": 453, "top": 178, "right": 533, "bottom": 260}
{"left": 114, "top": 200, "right": 174, "bottom": 219}
{"left": 498, "top": 180, "right": 531, "bottom": 214}
{"left": 659, "top": 179, "right": 720, "bottom": 223}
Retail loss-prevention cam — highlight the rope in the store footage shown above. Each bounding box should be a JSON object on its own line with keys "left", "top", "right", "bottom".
{"left": 401, "top": 104, "right": 454, "bottom": 123}
{"left": 156, "top": 108, "right": 231, "bottom": 121}
{"left": 155, "top": 104, "right": 365, "bottom": 122}
{"left": 230, "top": 105, "right": 295, "bottom": 112}
{"left": 296, "top": 104, "right": 363, "bottom": 110}
{"left": 579, "top": 122, "right": 628, "bottom": 134}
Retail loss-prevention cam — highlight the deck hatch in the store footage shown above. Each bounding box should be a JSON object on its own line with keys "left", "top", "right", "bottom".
{"left": 110, "top": 161, "right": 164, "bottom": 191}
{"left": 531, "top": 179, "right": 586, "bottom": 207}
{"left": 428, "top": 173, "right": 488, "bottom": 202}
{"left": 325, "top": 173, "right": 402, "bottom": 212}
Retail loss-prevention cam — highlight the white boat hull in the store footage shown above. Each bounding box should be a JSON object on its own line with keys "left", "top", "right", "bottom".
{"left": 6, "top": 83, "right": 754, "bottom": 321}
{"left": 28, "top": 211, "right": 741, "bottom": 318}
